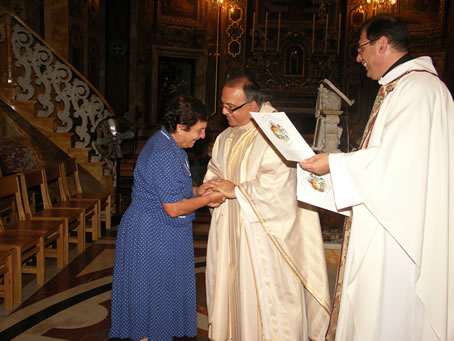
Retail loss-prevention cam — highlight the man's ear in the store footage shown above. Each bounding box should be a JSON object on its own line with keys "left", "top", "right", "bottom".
{"left": 378, "top": 36, "right": 388, "bottom": 54}
{"left": 250, "top": 100, "right": 259, "bottom": 112}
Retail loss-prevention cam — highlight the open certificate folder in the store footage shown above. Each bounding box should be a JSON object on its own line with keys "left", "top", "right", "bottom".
{"left": 250, "top": 111, "right": 349, "bottom": 216}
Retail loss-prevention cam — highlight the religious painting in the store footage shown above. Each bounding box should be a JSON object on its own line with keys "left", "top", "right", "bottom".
{"left": 158, "top": 0, "right": 203, "bottom": 26}
{"left": 161, "top": 0, "right": 197, "bottom": 19}
{"left": 396, "top": 0, "right": 444, "bottom": 27}
{"left": 350, "top": 6, "right": 368, "bottom": 28}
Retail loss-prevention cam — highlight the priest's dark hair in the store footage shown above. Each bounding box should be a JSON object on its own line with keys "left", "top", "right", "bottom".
{"left": 224, "top": 73, "right": 264, "bottom": 108}
{"left": 360, "top": 14, "right": 410, "bottom": 52}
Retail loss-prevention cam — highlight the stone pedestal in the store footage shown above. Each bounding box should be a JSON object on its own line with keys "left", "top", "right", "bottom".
{"left": 323, "top": 110, "right": 343, "bottom": 152}
{"left": 312, "top": 110, "right": 343, "bottom": 152}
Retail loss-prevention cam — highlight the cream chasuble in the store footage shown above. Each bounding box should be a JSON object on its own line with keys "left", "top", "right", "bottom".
{"left": 328, "top": 56, "right": 454, "bottom": 341}
{"left": 204, "top": 102, "right": 330, "bottom": 341}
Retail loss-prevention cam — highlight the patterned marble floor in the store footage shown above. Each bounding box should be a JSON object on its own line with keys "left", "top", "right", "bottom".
{"left": 0, "top": 208, "right": 339, "bottom": 340}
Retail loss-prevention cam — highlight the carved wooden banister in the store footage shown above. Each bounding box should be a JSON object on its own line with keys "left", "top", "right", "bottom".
{"left": 0, "top": 11, "right": 114, "bottom": 162}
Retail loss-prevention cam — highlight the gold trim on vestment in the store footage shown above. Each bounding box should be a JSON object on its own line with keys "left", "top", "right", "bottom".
{"left": 227, "top": 124, "right": 331, "bottom": 314}
{"left": 325, "top": 69, "right": 439, "bottom": 340}
{"left": 237, "top": 185, "right": 331, "bottom": 315}
{"left": 242, "top": 212, "right": 265, "bottom": 338}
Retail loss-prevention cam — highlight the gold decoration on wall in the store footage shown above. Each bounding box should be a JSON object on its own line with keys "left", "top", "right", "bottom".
{"left": 226, "top": 5, "right": 243, "bottom": 58}
{"left": 364, "top": 0, "right": 397, "bottom": 16}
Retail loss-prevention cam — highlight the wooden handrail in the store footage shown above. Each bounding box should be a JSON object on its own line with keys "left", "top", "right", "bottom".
{"left": 0, "top": 11, "right": 114, "bottom": 115}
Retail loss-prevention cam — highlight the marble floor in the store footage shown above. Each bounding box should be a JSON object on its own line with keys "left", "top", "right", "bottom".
{"left": 0, "top": 208, "right": 339, "bottom": 340}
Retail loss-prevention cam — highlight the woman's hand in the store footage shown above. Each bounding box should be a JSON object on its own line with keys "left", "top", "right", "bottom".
{"left": 299, "top": 153, "right": 330, "bottom": 175}
{"left": 203, "top": 190, "right": 226, "bottom": 208}
{"left": 196, "top": 182, "right": 216, "bottom": 196}
{"left": 163, "top": 188, "right": 225, "bottom": 217}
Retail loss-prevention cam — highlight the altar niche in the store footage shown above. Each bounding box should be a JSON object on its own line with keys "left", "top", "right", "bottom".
{"left": 151, "top": 46, "right": 207, "bottom": 125}
{"left": 157, "top": 57, "right": 195, "bottom": 122}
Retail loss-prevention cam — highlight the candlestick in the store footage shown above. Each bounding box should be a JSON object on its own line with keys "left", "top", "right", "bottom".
{"left": 312, "top": 13, "right": 315, "bottom": 54}
{"left": 252, "top": 11, "right": 256, "bottom": 52}
{"left": 324, "top": 13, "right": 328, "bottom": 55}
{"left": 264, "top": 11, "right": 268, "bottom": 52}
{"left": 277, "top": 12, "right": 281, "bottom": 52}
{"left": 337, "top": 13, "right": 341, "bottom": 55}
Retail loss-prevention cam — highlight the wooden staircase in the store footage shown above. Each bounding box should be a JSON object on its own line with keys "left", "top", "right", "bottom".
{"left": 0, "top": 82, "right": 113, "bottom": 195}
{"left": 0, "top": 12, "right": 115, "bottom": 198}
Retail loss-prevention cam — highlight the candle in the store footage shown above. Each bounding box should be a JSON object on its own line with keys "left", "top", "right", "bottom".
{"left": 337, "top": 13, "right": 341, "bottom": 55}
{"left": 252, "top": 11, "right": 256, "bottom": 52}
{"left": 312, "top": 13, "right": 315, "bottom": 54}
{"left": 324, "top": 13, "right": 328, "bottom": 55}
{"left": 264, "top": 11, "right": 268, "bottom": 52}
{"left": 277, "top": 12, "right": 281, "bottom": 52}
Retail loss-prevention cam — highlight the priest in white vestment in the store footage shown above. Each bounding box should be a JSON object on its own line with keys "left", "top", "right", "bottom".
{"left": 203, "top": 75, "right": 331, "bottom": 340}
{"left": 300, "top": 15, "right": 454, "bottom": 341}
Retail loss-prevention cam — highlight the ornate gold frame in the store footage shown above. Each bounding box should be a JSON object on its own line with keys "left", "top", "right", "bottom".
{"left": 398, "top": 0, "right": 445, "bottom": 31}
{"left": 157, "top": 0, "right": 204, "bottom": 27}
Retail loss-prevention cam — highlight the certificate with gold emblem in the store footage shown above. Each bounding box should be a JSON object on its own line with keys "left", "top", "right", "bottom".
{"left": 251, "top": 111, "right": 349, "bottom": 216}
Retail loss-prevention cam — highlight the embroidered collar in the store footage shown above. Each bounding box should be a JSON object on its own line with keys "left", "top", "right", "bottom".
{"left": 382, "top": 53, "right": 413, "bottom": 78}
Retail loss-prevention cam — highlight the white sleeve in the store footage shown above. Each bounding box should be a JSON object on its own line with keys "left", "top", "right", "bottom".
{"left": 329, "top": 152, "right": 362, "bottom": 209}
{"left": 235, "top": 186, "right": 260, "bottom": 224}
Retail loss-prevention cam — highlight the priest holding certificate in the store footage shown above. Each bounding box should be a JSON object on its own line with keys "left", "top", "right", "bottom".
{"left": 300, "top": 15, "right": 454, "bottom": 341}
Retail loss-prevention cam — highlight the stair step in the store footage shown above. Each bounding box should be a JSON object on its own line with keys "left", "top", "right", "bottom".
{"left": 7, "top": 99, "right": 56, "bottom": 135}
{"left": 80, "top": 161, "right": 106, "bottom": 179}
{"left": 31, "top": 117, "right": 56, "bottom": 135}
{"left": 11, "top": 100, "right": 36, "bottom": 115}
{"left": 68, "top": 148, "right": 91, "bottom": 162}
{"left": 100, "top": 174, "right": 114, "bottom": 192}
{"left": 0, "top": 84, "right": 16, "bottom": 100}
{"left": 49, "top": 132, "right": 74, "bottom": 151}
{"left": 80, "top": 161, "right": 114, "bottom": 192}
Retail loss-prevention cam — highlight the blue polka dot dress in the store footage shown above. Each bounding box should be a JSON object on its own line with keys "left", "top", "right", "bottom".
{"left": 109, "top": 127, "right": 197, "bottom": 341}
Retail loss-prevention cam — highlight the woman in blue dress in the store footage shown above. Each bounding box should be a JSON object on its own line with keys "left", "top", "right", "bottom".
{"left": 109, "top": 95, "right": 225, "bottom": 341}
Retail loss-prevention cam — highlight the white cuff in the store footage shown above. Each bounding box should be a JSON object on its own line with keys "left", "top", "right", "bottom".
{"left": 329, "top": 153, "right": 362, "bottom": 209}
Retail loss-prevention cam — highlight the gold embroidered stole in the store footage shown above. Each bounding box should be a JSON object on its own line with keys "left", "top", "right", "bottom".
{"left": 324, "top": 69, "right": 437, "bottom": 340}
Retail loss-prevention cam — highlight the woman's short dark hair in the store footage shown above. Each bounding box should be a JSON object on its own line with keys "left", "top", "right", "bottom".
{"left": 360, "top": 14, "right": 410, "bottom": 52}
{"left": 163, "top": 95, "right": 209, "bottom": 133}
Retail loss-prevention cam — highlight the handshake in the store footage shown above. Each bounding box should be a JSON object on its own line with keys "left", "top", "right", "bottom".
{"left": 196, "top": 179, "right": 237, "bottom": 208}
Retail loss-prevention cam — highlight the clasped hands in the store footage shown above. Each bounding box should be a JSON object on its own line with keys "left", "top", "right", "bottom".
{"left": 197, "top": 179, "right": 237, "bottom": 208}
{"left": 195, "top": 153, "right": 329, "bottom": 209}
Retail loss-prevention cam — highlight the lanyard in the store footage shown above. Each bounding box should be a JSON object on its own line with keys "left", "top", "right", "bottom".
{"left": 160, "top": 128, "right": 191, "bottom": 176}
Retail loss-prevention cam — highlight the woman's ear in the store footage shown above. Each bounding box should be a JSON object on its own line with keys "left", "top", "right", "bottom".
{"left": 176, "top": 124, "right": 187, "bottom": 135}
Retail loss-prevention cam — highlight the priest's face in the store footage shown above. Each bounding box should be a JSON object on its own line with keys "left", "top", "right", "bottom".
{"left": 220, "top": 85, "right": 253, "bottom": 127}
{"left": 356, "top": 30, "right": 381, "bottom": 80}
